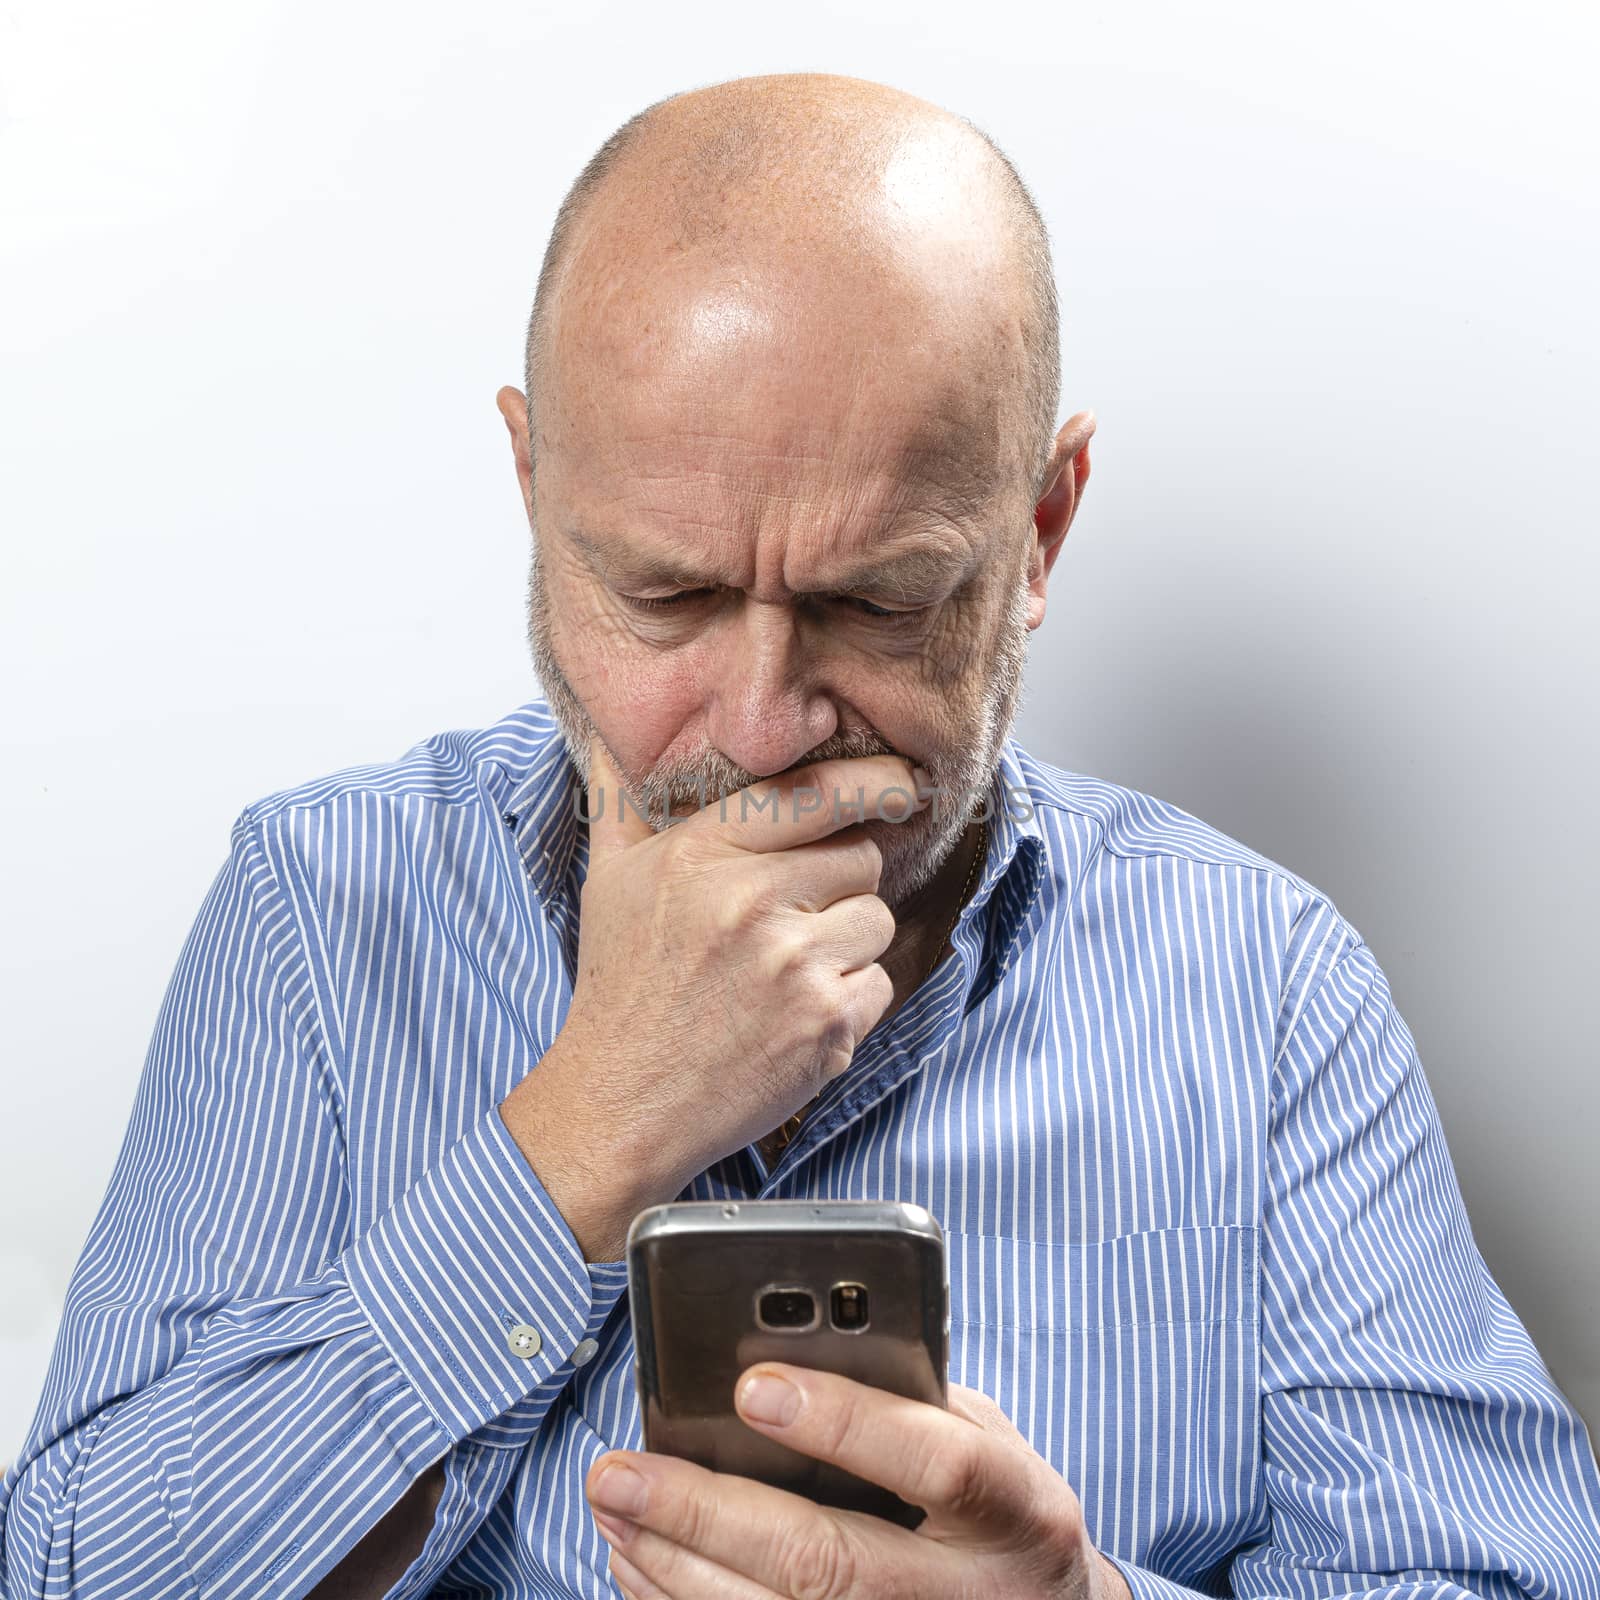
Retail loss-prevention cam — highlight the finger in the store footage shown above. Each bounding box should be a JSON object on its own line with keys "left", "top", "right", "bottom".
{"left": 732, "top": 1362, "right": 1054, "bottom": 1540}
{"left": 587, "top": 731, "right": 655, "bottom": 865}
{"left": 585, "top": 1449, "right": 938, "bottom": 1600}
{"left": 596, "top": 1520, "right": 778, "bottom": 1600}
{"left": 710, "top": 755, "right": 930, "bottom": 856}
{"left": 756, "top": 822, "right": 884, "bottom": 913}
{"left": 605, "top": 1545, "right": 651, "bottom": 1600}
{"left": 836, "top": 961, "right": 895, "bottom": 1046}
{"left": 802, "top": 890, "right": 897, "bottom": 974}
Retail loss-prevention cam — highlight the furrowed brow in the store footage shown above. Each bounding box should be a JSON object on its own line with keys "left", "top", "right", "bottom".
{"left": 565, "top": 526, "right": 705, "bottom": 587}
{"left": 827, "top": 548, "right": 971, "bottom": 601}
{"left": 564, "top": 525, "right": 970, "bottom": 601}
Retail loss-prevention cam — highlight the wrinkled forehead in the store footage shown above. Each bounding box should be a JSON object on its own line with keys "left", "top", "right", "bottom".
{"left": 540, "top": 252, "right": 1026, "bottom": 517}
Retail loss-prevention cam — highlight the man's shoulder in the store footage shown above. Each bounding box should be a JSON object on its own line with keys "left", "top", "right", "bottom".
{"left": 232, "top": 698, "right": 560, "bottom": 832}
{"left": 1011, "top": 739, "right": 1340, "bottom": 909}
{"left": 1012, "top": 741, "right": 1360, "bottom": 1003}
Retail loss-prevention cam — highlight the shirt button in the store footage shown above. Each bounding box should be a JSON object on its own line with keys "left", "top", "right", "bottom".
{"left": 506, "top": 1322, "right": 543, "bottom": 1359}
{"left": 571, "top": 1338, "right": 599, "bottom": 1368}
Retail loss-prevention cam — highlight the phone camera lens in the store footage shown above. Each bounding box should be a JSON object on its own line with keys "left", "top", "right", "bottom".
{"left": 830, "top": 1282, "right": 870, "bottom": 1331}
{"left": 757, "top": 1288, "right": 817, "bottom": 1329}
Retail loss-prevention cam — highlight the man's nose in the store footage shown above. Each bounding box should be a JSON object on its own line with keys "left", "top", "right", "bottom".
{"left": 705, "top": 600, "right": 838, "bottom": 780}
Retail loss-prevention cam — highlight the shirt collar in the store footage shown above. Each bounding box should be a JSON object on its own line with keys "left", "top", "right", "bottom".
{"left": 498, "top": 709, "right": 584, "bottom": 911}
{"left": 498, "top": 703, "right": 1047, "bottom": 987}
{"left": 961, "top": 735, "right": 1048, "bottom": 994}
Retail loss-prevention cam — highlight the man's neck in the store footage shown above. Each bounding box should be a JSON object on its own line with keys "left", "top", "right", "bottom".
{"left": 751, "top": 817, "right": 988, "bottom": 1169}
{"left": 877, "top": 817, "right": 987, "bottom": 1022}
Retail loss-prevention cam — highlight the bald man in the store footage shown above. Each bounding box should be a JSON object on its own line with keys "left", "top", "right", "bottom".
{"left": 5, "top": 72, "right": 1598, "bottom": 1600}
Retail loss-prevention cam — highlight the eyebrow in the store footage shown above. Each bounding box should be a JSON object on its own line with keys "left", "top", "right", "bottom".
{"left": 564, "top": 525, "right": 971, "bottom": 601}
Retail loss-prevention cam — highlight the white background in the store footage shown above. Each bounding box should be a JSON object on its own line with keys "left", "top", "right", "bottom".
{"left": 2, "top": 0, "right": 1596, "bottom": 1459}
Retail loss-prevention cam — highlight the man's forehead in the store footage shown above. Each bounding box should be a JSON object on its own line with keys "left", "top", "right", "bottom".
{"left": 563, "top": 522, "right": 976, "bottom": 598}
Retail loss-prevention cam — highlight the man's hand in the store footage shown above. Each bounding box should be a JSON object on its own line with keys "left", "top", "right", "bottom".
{"left": 500, "top": 734, "right": 930, "bottom": 1263}
{"left": 583, "top": 1364, "right": 1135, "bottom": 1600}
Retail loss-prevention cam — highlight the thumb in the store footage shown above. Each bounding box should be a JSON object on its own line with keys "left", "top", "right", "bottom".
{"left": 586, "top": 731, "right": 654, "bottom": 867}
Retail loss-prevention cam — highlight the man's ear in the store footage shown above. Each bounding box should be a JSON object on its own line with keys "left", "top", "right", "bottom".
{"left": 496, "top": 385, "right": 535, "bottom": 525}
{"left": 1024, "top": 410, "right": 1095, "bottom": 630}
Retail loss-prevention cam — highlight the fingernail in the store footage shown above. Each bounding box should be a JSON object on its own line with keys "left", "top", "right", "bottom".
{"left": 591, "top": 1461, "right": 647, "bottom": 1516}
{"left": 912, "top": 765, "right": 932, "bottom": 800}
{"left": 738, "top": 1371, "right": 800, "bottom": 1425}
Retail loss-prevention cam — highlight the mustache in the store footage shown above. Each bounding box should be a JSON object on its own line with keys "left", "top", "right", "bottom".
{"left": 637, "top": 727, "right": 902, "bottom": 808}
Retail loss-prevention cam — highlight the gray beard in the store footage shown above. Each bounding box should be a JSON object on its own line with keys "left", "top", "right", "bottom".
{"left": 524, "top": 543, "right": 1030, "bottom": 911}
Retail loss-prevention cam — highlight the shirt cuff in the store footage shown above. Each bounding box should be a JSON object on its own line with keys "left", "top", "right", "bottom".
{"left": 345, "top": 1101, "right": 629, "bottom": 1444}
{"left": 1103, "top": 1552, "right": 1212, "bottom": 1600}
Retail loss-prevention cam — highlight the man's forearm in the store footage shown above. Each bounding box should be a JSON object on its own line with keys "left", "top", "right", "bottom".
{"left": 3, "top": 1270, "right": 447, "bottom": 1597}
{"left": 3, "top": 1105, "right": 620, "bottom": 1598}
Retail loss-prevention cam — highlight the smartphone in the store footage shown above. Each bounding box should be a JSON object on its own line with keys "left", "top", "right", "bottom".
{"left": 626, "top": 1198, "right": 948, "bottom": 1530}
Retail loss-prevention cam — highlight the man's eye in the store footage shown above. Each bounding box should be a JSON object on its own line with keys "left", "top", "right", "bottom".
{"left": 847, "top": 598, "right": 929, "bottom": 623}
{"left": 619, "top": 591, "right": 930, "bottom": 625}
{"left": 622, "top": 590, "right": 714, "bottom": 612}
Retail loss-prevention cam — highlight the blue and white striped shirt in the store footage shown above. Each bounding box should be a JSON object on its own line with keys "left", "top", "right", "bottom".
{"left": 4, "top": 696, "right": 1598, "bottom": 1599}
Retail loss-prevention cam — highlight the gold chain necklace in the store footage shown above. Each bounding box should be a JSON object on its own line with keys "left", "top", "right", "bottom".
{"left": 758, "top": 815, "right": 989, "bottom": 1164}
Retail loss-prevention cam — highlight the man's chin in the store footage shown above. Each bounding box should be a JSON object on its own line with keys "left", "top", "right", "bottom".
{"left": 533, "top": 665, "right": 998, "bottom": 898}
{"left": 868, "top": 804, "right": 971, "bottom": 910}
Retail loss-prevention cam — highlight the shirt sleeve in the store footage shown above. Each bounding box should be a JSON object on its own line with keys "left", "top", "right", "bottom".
{"left": 1102, "top": 936, "right": 1600, "bottom": 1600}
{"left": 0, "top": 815, "right": 629, "bottom": 1598}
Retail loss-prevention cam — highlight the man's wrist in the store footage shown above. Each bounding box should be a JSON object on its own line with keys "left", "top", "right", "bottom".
{"left": 497, "top": 1056, "right": 666, "bottom": 1264}
{"left": 1094, "top": 1548, "right": 1134, "bottom": 1600}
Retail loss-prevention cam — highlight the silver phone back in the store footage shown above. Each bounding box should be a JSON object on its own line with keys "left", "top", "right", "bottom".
{"left": 626, "top": 1198, "right": 948, "bottom": 1529}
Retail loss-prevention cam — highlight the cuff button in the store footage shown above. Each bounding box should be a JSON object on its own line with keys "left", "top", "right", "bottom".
{"left": 507, "top": 1322, "right": 543, "bottom": 1359}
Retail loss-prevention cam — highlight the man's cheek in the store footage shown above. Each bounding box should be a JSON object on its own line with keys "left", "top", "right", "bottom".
{"left": 556, "top": 600, "right": 660, "bottom": 697}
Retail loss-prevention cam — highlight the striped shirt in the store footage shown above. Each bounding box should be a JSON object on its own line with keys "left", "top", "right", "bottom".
{"left": 3, "top": 696, "right": 1597, "bottom": 1599}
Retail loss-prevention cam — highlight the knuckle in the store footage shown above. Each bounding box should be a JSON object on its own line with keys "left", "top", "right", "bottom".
{"left": 822, "top": 1394, "right": 881, "bottom": 1474}
{"left": 765, "top": 926, "right": 808, "bottom": 980}
{"left": 663, "top": 823, "right": 710, "bottom": 880}
{"left": 716, "top": 875, "right": 765, "bottom": 937}
{"left": 1014, "top": 1478, "right": 1088, "bottom": 1585}
{"left": 918, "top": 1435, "right": 990, "bottom": 1518}
{"left": 860, "top": 962, "right": 894, "bottom": 1018}
{"left": 872, "top": 958, "right": 894, "bottom": 994}
{"left": 857, "top": 834, "right": 883, "bottom": 882}
{"left": 782, "top": 1521, "right": 859, "bottom": 1600}
{"left": 797, "top": 964, "right": 838, "bottom": 1021}
{"left": 804, "top": 1390, "right": 859, "bottom": 1463}
{"left": 1046, "top": 1476, "right": 1087, "bottom": 1547}
{"left": 1017, "top": 1474, "right": 1071, "bottom": 1548}
{"left": 673, "top": 1481, "right": 720, "bottom": 1556}
{"left": 818, "top": 1034, "right": 855, "bottom": 1084}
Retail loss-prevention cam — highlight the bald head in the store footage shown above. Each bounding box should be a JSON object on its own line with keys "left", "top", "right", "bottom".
{"left": 520, "top": 73, "right": 1060, "bottom": 514}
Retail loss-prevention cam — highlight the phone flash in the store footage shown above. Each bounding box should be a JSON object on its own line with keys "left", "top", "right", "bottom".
{"left": 831, "top": 1281, "right": 870, "bottom": 1331}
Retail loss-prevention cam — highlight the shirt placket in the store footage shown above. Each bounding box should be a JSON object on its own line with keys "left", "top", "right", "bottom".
{"left": 754, "top": 924, "right": 988, "bottom": 1191}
